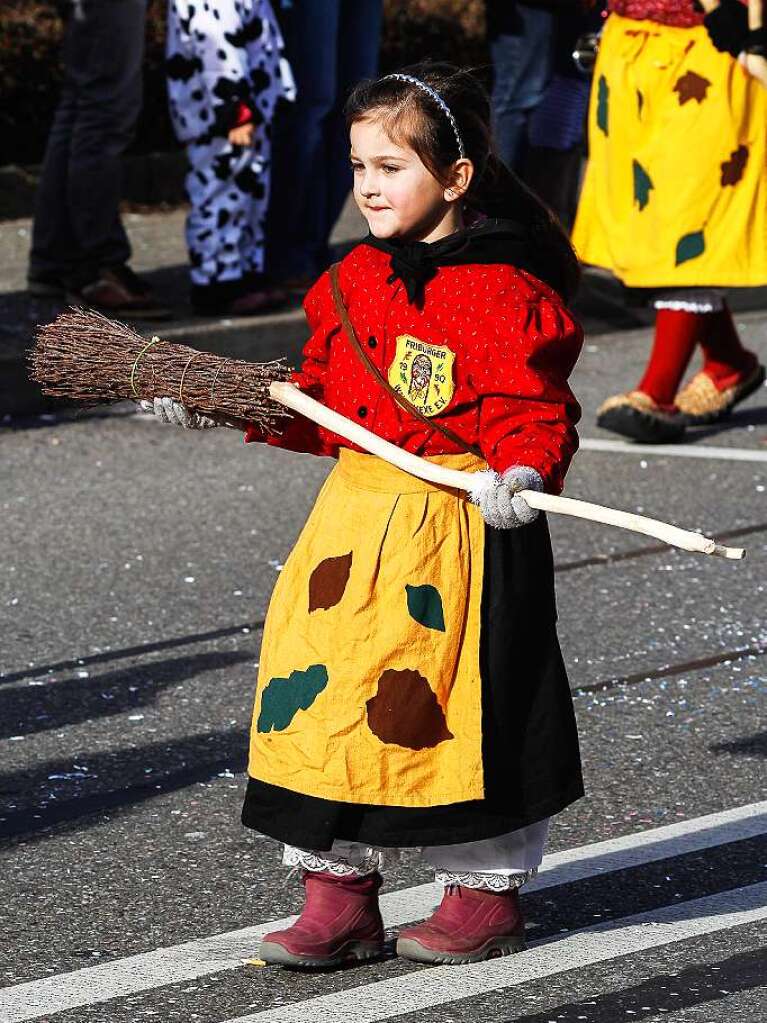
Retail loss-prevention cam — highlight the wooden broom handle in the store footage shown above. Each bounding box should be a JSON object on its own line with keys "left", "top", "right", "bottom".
{"left": 268, "top": 382, "right": 745, "bottom": 560}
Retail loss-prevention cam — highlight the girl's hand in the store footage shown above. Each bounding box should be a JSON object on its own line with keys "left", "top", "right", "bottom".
{"left": 469, "top": 465, "right": 544, "bottom": 529}
{"left": 228, "top": 122, "right": 255, "bottom": 147}
{"left": 138, "top": 397, "right": 219, "bottom": 429}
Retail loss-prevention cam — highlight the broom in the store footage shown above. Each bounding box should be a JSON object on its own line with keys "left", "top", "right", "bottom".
{"left": 30, "top": 308, "right": 292, "bottom": 434}
{"left": 30, "top": 308, "right": 746, "bottom": 559}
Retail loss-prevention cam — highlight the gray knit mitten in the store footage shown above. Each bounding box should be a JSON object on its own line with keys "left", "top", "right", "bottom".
{"left": 468, "top": 465, "right": 544, "bottom": 529}
{"left": 138, "top": 397, "right": 218, "bottom": 429}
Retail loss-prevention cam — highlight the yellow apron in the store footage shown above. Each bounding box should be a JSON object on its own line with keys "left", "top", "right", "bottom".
{"left": 572, "top": 15, "right": 767, "bottom": 288}
{"left": 247, "top": 449, "right": 487, "bottom": 808}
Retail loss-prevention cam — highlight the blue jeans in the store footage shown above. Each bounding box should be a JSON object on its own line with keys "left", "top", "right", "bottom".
{"left": 487, "top": 2, "right": 554, "bottom": 172}
{"left": 265, "top": 0, "right": 383, "bottom": 281}
{"left": 29, "top": 0, "right": 146, "bottom": 287}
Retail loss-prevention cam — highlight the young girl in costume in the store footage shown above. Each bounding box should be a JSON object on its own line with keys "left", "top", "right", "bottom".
{"left": 144, "top": 63, "right": 585, "bottom": 968}
{"left": 573, "top": 0, "right": 766, "bottom": 443}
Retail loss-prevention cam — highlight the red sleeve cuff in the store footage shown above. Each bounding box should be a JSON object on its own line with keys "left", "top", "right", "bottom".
{"left": 243, "top": 423, "right": 264, "bottom": 443}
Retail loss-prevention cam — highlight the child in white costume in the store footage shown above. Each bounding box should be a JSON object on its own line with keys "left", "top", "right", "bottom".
{"left": 166, "top": 0, "right": 294, "bottom": 314}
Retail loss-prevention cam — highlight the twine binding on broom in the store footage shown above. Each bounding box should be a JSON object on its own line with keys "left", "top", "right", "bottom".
{"left": 130, "top": 336, "right": 162, "bottom": 397}
{"left": 178, "top": 351, "right": 204, "bottom": 404}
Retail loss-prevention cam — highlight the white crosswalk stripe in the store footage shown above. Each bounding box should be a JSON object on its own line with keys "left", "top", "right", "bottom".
{"left": 0, "top": 800, "right": 764, "bottom": 1023}
{"left": 222, "top": 882, "right": 767, "bottom": 1023}
{"left": 579, "top": 437, "right": 767, "bottom": 463}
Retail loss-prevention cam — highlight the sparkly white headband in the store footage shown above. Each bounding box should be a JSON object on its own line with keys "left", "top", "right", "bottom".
{"left": 382, "top": 73, "right": 466, "bottom": 159}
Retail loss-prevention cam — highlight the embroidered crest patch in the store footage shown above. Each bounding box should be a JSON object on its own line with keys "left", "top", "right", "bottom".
{"left": 387, "top": 335, "right": 456, "bottom": 417}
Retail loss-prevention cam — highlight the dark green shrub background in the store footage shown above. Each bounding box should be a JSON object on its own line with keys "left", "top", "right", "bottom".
{"left": 0, "top": 0, "right": 488, "bottom": 166}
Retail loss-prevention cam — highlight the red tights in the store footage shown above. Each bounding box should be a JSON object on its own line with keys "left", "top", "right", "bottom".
{"left": 638, "top": 306, "right": 755, "bottom": 406}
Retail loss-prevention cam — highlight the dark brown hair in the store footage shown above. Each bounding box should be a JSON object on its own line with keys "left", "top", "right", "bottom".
{"left": 344, "top": 62, "right": 580, "bottom": 301}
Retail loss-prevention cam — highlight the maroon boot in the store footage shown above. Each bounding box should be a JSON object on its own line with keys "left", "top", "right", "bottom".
{"left": 259, "top": 871, "right": 384, "bottom": 967}
{"left": 396, "top": 885, "right": 526, "bottom": 964}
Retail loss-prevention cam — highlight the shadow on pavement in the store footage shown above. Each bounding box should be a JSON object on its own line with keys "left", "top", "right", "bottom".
{"left": 0, "top": 725, "right": 250, "bottom": 844}
{"left": 710, "top": 729, "right": 767, "bottom": 758}
{"left": 0, "top": 649, "right": 253, "bottom": 739}
{"left": 1, "top": 620, "right": 263, "bottom": 686}
{"left": 685, "top": 403, "right": 767, "bottom": 441}
{"left": 506, "top": 947, "right": 767, "bottom": 1023}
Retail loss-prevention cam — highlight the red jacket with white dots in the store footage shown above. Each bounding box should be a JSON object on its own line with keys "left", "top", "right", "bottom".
{"left": 246, "top": 242, "right": 583, "bottom": 495}
{"left": 610, "top": 0, "right": 747, "bottom": 27}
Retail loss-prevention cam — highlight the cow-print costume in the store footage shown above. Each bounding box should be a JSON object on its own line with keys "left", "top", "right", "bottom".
{"left": 166, "top": 0, "right": 295, "bottom": 286}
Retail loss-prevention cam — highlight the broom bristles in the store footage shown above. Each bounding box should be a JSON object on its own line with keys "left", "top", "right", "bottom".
{"left": 29, "top": 308, "right": 292, "bottom": 433}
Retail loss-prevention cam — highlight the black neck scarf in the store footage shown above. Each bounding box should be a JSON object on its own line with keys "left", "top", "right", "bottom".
{"left": 363, "top": 218, "right": 547, "bottom": 308}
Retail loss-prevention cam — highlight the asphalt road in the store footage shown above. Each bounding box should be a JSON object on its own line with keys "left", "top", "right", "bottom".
{"left": 1, "top": 309, "right": 766, "bottom": 1023}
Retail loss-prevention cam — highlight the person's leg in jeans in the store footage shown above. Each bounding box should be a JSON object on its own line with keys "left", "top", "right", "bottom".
{"left": 265, "top": 0, "right": 341, "bottom": 284}
{"left": 487, "top": 0, "right": 554, "bottom": 172}
{"left": 29, "top": 0, "right": 146, "bottom": 291}
{"left": 66, "top": 0, "right": 146, "bottom": 287}
{"left": 316, "top": 0, "right": 383, "bottom": 270}
{"left": 29, "top": 10, "right": 86, "bottom": 290}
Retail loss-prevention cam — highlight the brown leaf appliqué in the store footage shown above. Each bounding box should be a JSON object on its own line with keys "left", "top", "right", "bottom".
{"left": 308, "top": 552, "right": 352, "bottom": 612}
{"left": 366, "top": 668, "right": 453, "bottom": 750}
{"left": 673, "top": 71, "right": 711, "bottom": 106}
{"left": 720, "top": 145, "right": 749, "bottom": 187}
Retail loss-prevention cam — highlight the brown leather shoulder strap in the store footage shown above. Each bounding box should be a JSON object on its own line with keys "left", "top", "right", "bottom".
{"left": 328, "top": 263, "right": 482, "bottom": 458}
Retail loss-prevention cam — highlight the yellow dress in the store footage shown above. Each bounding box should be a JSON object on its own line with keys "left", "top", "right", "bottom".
{"left": 572, "top": 14, "right": 767, "bottom": 288}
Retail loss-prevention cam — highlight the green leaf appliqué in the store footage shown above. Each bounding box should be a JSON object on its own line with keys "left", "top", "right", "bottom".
{"left": 675, "top": 230, "right": 706, "bottom": 266}
{"left": 633, "top": 160, "right": 654, "bottom": 211}
{"left": 596, "top": 75, "right": 609, "bottom": 135}
{"left": 257, "top": 664, "right": 329, "bottom": 733}
{"left": 405, "top": 584, "right": 446, "bottom": 632}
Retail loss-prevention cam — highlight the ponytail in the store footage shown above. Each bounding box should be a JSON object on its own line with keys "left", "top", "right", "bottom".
{"left": 467, "top": 153, "right": 581, "bottom": 303}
